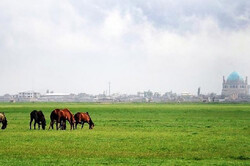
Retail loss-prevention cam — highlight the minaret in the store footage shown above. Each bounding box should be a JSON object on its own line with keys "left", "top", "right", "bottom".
{"left": 197, "top": 87, "right": 200, "bottom": 96}
{"left": 222, "top": 76, "right": 226, "bottom": 96}
{"left": 246, "top": 76, "right": 249, "bottom": 95}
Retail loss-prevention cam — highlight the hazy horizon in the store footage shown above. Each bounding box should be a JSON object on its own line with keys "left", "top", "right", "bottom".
{"left": 1, "top": 0, "right": 250, "bottom": 96}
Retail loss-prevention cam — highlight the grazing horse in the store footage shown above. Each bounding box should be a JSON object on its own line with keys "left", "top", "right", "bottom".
{"left": 0, "top": 112, "right": 7, "bottom": 130}
{"left": 30, "top": 110, "right": 46, "bottom": 130}
{"left": 49, "top": 109, "right": 63, "bottom": 130}
{"left": 74, "top": 112, "right": 94, "bottom": 129}
{"left": 58, "top": 108, "right": 75, "bottom": 130}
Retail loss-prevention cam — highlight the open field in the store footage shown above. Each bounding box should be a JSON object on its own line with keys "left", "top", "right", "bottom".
{"left": 0, "top": 102, "right": 249, "bottom": 165}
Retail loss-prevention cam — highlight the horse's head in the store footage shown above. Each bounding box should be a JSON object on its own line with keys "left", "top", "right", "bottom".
{"left": 41, "top": 118, "right": 46, "bottom": 130}
{"left": 2, "top": 119, "right": 7, "bottom": 129}
{"left": 89, "top": 120, "right": 94, "bottom": 129}
{"left": 37, "top": 111, "right": 46, "bottom": 130}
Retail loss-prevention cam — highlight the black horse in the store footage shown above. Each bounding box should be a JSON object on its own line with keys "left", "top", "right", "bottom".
{"left": 0, "top": 112, "right": 7, "bottom": 130}
{"left": 30, "top": 110, "right": 46, "bottom": 130}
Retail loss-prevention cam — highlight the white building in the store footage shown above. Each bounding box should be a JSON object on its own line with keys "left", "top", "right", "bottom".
{"left": 40, "top": 92, "right": 74, "bottom": 102}
{"left": 222, "top": 71, "right": 249, "bottom": 99}
{"left": 18, "top": 91, "right": 41, "bottom": 99}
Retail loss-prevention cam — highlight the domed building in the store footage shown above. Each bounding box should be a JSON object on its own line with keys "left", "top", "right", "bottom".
{"left": 222, "top": 72, "right": 249, "bottom": 99}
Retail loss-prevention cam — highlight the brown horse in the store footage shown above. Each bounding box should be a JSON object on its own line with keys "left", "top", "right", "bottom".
{"left": 58, "top": 108, "right": 75, "bottom": 130}
{"left": 49, "top": 109, "right": 62, "bottom": 130}
{"left": 74, "top": 112, "right": 94, "bottom": 129}
{"left": 30, "top": 110, "right": 46, "bottom": 130}
{"left": 0, "top": 112, "right": 7, "bottom": 130}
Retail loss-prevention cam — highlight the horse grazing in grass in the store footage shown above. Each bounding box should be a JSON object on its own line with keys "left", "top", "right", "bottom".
{"left": 58, "top": 108, "right": 75, "bottom": 130}
{"left": 0, "top": 112, "right": 7, "bottom": 130}
{"left": 49, "top": 109, "right": 63, "bottom": 130}
{"left": 74, "top": 112, "right": 94, "bottom": 129}
{"left": 30, "top": 110, "right": 46, "bottom": 130}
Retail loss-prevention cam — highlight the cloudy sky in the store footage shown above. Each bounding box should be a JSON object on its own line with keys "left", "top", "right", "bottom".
{"left": 0, "top": 0, "right": 250, "bottom": 95}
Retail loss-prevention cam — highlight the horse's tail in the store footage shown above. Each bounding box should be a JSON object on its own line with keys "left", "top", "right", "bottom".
{"left": 30, "top": 111, "right": 34, "bottom": 121}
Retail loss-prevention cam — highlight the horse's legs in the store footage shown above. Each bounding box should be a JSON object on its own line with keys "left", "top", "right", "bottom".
{"left": 52, "top": 120, "right": 54, "bottom": 129}
{"left": 81, "top": 121, "right": 84, "bottom": 129}
{"left": 38, "top": 122, "right": 40, "bottom": 130}
{"left": 72, "top": 121, "right": 74, "bottom": 130}
{"left": 75, "top": 122, "right": 78, "bottom": 129}
{"left": 59, "top": 120, "right": 62, "bottom": 130}
{"left": 60, "top": 120, "right": 63, "bottom": 130}
{"left": 56, "top": 118, "right": 60, "bottom": 130}
{"left": 34, "top": 121, "right": 36, "bottom": 130}
{"left": 56, "top": 121, "right": 59, "bottom": 130}
{"left": 60, "top": 120, "right": 65, "bottom": 130}
{"left": 30, "top": 118, "right": 33, "bottom": 129}
{"left": 69, "top": 120, "right": 73, "bottom": 130}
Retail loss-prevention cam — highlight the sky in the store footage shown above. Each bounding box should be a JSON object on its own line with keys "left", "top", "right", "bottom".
{"left": 0, "top": 0, "right": 250, "bottom": 95}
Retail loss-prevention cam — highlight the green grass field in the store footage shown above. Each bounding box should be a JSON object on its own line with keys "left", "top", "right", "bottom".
{"left": 0, "top": 103, "right": 249, "bottom": 165}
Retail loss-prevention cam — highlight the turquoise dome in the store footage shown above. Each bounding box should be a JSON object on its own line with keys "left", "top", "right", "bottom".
{"left": 227, "top": 71, "right": 244, "bottom": 81}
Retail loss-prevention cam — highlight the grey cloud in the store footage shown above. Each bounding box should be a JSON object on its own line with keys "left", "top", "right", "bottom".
{"left": 0, "top": 0, "right": 250, "bottom": 95}
{"left": 69, "top": 0, "right": 250, "bottom": 31}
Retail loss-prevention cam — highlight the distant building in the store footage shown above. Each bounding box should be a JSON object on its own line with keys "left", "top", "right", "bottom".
{"left": 0, "top": 94, "right": 14, "bottom": 102}
{"left": 18, "top": 91, "right": 41, "bottom": 99}
{"left": 221, "top": 71, "right": 249, "bottom": 99}
{"left": 40, "top": 92, "right": 73, "bottom": 102}
{"left": 181, "top": 92, "right": 192, "bottom": 97}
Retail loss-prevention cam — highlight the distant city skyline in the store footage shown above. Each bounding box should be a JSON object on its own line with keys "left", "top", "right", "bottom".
{"left": 0, "top": 1, "right": 250, "bottom": 95}
{"left": 1, "top": 70, "right": 249, "bottom": 97}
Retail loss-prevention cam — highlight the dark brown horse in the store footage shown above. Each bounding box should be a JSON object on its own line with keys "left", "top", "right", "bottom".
{"left": 74, "top": 112, "right": 94, "bottom": 129}
{"left": 30, "top": 110, "right": 46, "bottom": 130}
{"left": 0, "top": 112, "right": 7, "bottom": 130}
{"left": 49, "top": 109, "right": 62, "bottom": 130}
{"left": 58, "top": 108, "right": 75, "bottom": 130}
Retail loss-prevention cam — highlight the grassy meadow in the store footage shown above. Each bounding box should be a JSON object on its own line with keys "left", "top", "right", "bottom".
{"left": 0, "top": 102, "right": 249, "bottom": 165}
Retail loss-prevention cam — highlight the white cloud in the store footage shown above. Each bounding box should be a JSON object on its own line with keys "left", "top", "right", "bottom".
{"left": 0, "top": 0, "right": 250, "bottom": 95}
